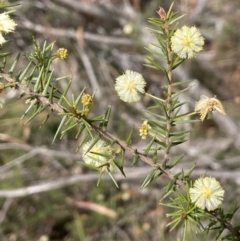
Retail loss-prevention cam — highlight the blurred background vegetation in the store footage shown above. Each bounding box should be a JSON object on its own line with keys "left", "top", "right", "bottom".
{"left": 0, "top": 0, "right": 240, "bottom": 240}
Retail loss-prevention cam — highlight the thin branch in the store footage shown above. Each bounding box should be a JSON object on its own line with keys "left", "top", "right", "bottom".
{"left": 0, "top": 150, "right": 38, "bottom": 173}
{"left": 210, "top": 210, "right": 240, "bottom": 239}
{"left": 0, "top": 169, "right": 147, "bottom": 198}
{"left": 75, "top": 28, "right": 101, "bottom": 98}
{"left": 0, "top": 167, "right": 239, "bottom": 198}
{"left": 53, "top": 0, "right": 124, "bottom": 23}
{"left": 20, "top": 20, "right": 133, "bottom": 46}
{"left": 0, "top": 143, "right": 81, "bottom": 174}
{"left": 0, "top": 198, "right": 13, "bottom": 224}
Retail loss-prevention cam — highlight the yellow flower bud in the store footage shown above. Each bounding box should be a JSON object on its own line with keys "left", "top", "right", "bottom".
{"left": 56, "top": 48, "right": 68, "bottom": 59}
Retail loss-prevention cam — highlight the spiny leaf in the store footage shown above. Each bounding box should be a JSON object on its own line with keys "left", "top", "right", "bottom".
{"left": 172, "top": 57, "right": 185, "bottom": 70}
{"left": 8, "top": 53, "right": 20, "bottom": 75}
{"left": 60, "top": 121, "right": 78, "bottom": 138}
{"left": 143, "top": 136, "right": 156, "bottom": 155}
{"left": 170, "top": 129, "right": 191, "bottom": 137}
{"left": 168, "top": 154, "right": 185, "bottom": 168}
{"left": 75, "top": 124, "right": 85, "bottom": 139}
{"left": 171, "top": 85, "right": 192, "bottom": 99}
{"left": 75, "top": 131, "right": 90, "bottom": 152}
{"left": 126, "top": 127, "right": 134, "bottom": 146}
{"left": 169, "top": 14, "right": 186, "bottom": 25}
{"left": 172, "top": 79, "right": 193, "bottom": 87}
{"left": 166, "top": 2, "right": 174, "bottom": 19}
{"left": 21, "top": 99, "right": 37, "bottom": 119}
{"left": 141, "top": 168, "right": 162, "bottom": 188}
{"left": 131, "top": 154, "right": 139, "bottom": 166}
{"left": 52, "top": 115, "right": 67, "bottom": 143}
{"left": 184, "top": 165, "right": 196, "bottom": 179}
{"left": 171, "top": 111, "right": 196, "bottom": 121}
{"left": 24, "top": 104, "right": 48, "bottom": 124}
{"left": 113, "top": 160, "right": 126, "bottom": 177}
{"left": 40, "top": 110, "right": 53, "bottom": 128}
{"left": 107, "top": 171, "right": 119, "bottom": 188}
{"left": 58, "top": 80, "right": 72, "bottom": 105}
{"left": 33, "top": 66, "right": 44, "bottom": 92}
{"left": 42, "top": 70, "right": 54, "bottom": 95}
{"left": 170, "top": 101, "right": 188, "bottom": 111}
{"left": 19, "top": 61, "right": 33, "bottom": 82}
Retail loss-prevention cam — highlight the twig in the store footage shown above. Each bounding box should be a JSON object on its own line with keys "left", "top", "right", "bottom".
{"left": 66, "top": 198, "right": 117, "bottom": 219}
{"left": 210, "top": 210, "right": 240, "bottom": 239}
{"left": 0, "top": 167, "right": 239, "bottom": 198}
{"left": 0, "top": 198, "right": 13, "bottom": 224}
{"left": 0, "top": 143, "right": 80, "bottom": 173}
{"left": 53, "top": 0, "right": 124, "bottom": 23}
{"left": 75, "top": 28, "right": 101, "bottom": 98}
{"left": 0, "top": 149, "right": 38, "bottom": 173}
{"left": 20, "top": 20, "right": 133, "bottom": 45}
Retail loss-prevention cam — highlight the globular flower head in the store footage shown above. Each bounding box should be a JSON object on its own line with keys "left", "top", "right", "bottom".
{"left": 0, "top": 12, "right": 17, "bottom": 33}
{"left": 195, "top": 95, "right": 226, "bottom": 121}
{"left": 189, "top": 176, "right": 225, "bottom": 211}
{"left": 0, "top": 12, "right": 17, "bottom": 45}
{"left": 56, "top": 48, "right": 68, "bottom": 59}
{"left": 171, "top": 26, "right": 204, "bottom": 59}
{"left": 81, "top": 93, "right": 92, "bottom": 106}
{"left": 82, "top": 139, "right": 112, "bottom": 168}
{"left": 139, "top": 120, "right": 151, "bottom": 139}
{"left": 115, "top": 70, "right": 146, "bottom": 103}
